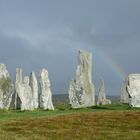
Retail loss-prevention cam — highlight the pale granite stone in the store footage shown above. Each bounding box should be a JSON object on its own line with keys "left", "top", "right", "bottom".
{"left": 127, "top": 74, "right": 140, "bottom": 107}
{"left": 0, "top": 64, "right": 14, "bottom": 110}
{"left": 97, "top": 80, "right": 111, "bottom": 105}
{"left": 30, "top": 72, "right": 38, "bottom": 109}
{"left": 39, "top": 69, "right": 54, "bottom": 110}
{"left": 15, "top": 68, "right": 23, "bottom": 109}
{"left": 120, "top": 74, "right": 140, "bottom": 107}
{"left": 120, "top": 78, "right": 129, "bottom": 103}
{"left": 69, "top": 50, "right": 95, "bottom": 108}
{"left": 15, "top": 68, "right": 34, "bottom": 111}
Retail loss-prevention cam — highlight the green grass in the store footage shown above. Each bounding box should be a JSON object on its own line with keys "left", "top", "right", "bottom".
{"left": 0, "top": 103, "right": 139, "bottom": 122}
{"left": 0, "top": 104, "right": 140, "bottom": 140}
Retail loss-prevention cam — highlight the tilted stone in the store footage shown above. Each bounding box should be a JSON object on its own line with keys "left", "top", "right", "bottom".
{"left": 39, "top": 69, "right": 54, "bottom": 110}
{"left": 0, "top": 63, "right": 14, "bottom": 110}
{"left": 97, "top": 79, "right": 111, "bottom": 105}
{"left": 69, "top": 50, "right": 95, "bottom": 108}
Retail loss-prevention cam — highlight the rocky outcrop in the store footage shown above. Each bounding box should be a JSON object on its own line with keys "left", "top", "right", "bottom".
{"left": 29, "top": 72, "right": 38, "bottom": 109}
{"left": 15, "top": 68, "right": 34, "bottom": 111}
{"left": 39, "top": 69, "right": 54, "bottom": 110}
{"left": 97, "top": 80, "right": 111, "bottom": 105}
{"left": 0, "top": 64, "right": 14, "bottom": 110}
{"left": 69, "top": 50, "right": 95, "bottom": 108}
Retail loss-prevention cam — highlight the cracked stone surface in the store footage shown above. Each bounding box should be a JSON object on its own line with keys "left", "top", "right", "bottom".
{"left": 39, "top": 69, "right": 54, "bottom": 110}
{"left": 69, "top": 50, "right": 95, "bottom": 108}
{"left": 0, "top": 63, "right": 14, "bottom": 110}
{"left": 121, "top": 74, "right": 140, "bottom": 107}
{"left": 15, "top": 68, "right": 34, "bottom": 111}
{"left": 30, "top": 71, "right": 38, "bottom": 109}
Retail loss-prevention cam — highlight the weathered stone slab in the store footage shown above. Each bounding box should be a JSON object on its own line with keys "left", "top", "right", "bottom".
{"left": 0, "top": 64, "right": 14, "bottom": 110}
{"left": 39, "top": 69, "right": 54, "bottom": 110}
{"left": 15, "top": 68, "right": 34, "bottom": 111}
{"left": 121, "top": 74, "right": 140, "bottom": 107}
{"left": 30, "top": 72, "right": 38, "bottom": 109}
{"left": 97, "top": 80, "right": 111, "bottom": 105}
{"left": 120, "top": 78, "right": 129, "bottom": 104}
{"left": 69, "top": 50, "right": 95, "bottom": 108}
{"left": 127, "top": 74, "right": 140, "bottom": 107}
{"left": 14, "top": 68, "right": 23, "bottom": 109}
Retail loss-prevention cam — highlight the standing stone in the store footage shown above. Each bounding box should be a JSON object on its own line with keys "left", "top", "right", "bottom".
{"left": 127, "top": 74, "right": 140, "bottom": 107}
{"left": 39, "top": 69, "right": 54, "bottom": 110}
{"left": 15, "top": 68, "right": 34, "bottom": 111}
{"left": 69, "top": 50, "right": 95, "bottom": 108}
{"left": 120, "top": 78, "right": 129, "bottom": 103}
{"left": 29, "top": 72, "right": 38, "bottom": 109}
{"left": 22, "top": 76, "right": 34, "bottom": 111}
{"left": 0, "top": 64, "right": 14, "bottom": 110}
{"left": 120, "top": 74, "right": 140, "bottom": 107}
{"left": 97, "top": 80, "right": 111, "bottom": 105}
{"left": 16, "top": 68, "right": 23, "bottom": 85}
{"left": 15, "top": 68, "right": 23, "bottom": 109}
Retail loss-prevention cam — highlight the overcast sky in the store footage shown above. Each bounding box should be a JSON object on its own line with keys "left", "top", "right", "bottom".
{"left": 0, "top": 0, "right": 140, "bottom": 95}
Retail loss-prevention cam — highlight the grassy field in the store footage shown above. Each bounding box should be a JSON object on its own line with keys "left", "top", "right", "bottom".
{"left": 0, "top": 104, "right": 140, "bottom": 140}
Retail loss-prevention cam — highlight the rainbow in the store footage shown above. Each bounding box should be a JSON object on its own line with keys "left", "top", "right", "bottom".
{"left": 94, "top": 46, "right": 127, "bottom": 80}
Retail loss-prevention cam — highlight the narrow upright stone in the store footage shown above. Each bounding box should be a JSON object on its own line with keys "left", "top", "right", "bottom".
{"left": 69, "top": 50, "right": 95, "bottom": 108}
{"left": 97, "top": 80, "right": 111, "bottom": 105}
{"left": 15, "top": 68, "right": 34, "bottom": 111}
{"left": 0, "top": 63, "right": 14, "bottom": 110}
{"left": 22, "top": 76, "right": 34, "bottom": 111}
{"left": 39, "top": 69, "right": 54, "bottom": 110}
{"left": 120, "top": 78, "right": 129, "bottom": 103}
{"left": 16, "top": 68, "right": 23, "bottom": 85}
{"left": 15, "top": 68, "right": 23, "bottom": 109}
{"left": 29, "top": 71, "right": 38, "bottom": 109}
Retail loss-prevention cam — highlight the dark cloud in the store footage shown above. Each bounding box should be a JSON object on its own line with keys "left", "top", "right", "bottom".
{"left": 0, "top": 0, "right": 140, "bottom": 95}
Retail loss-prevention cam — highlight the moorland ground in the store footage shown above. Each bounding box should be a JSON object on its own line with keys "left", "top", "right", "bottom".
{"left": 0, "top": 102, "right": 140, "bottom": 140}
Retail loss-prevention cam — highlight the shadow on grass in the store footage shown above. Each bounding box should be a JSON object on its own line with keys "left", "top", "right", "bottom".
{"left": 89, "top": 103, "right": 140, "bottom": 111}
{"left": 90, "top": 106, "right": 109, "bottom": 110}
{"left": 55, "top": 103, "right": 140, "bottom": 112}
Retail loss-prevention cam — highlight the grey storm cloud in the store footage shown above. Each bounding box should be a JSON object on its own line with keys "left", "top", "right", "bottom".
{"left": 0, "top": 0, "right": 140, "bottom": 95}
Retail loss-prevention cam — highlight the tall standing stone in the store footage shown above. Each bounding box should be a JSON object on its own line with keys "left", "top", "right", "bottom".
{"left": 15, "top": 68, "right": 34, "bottom": 111}
{"left": 0, "top": 64, "right": 14, "bottom": 110}
{"left": 120, "top": 78, "right": 129, "bottom": 103}
{"left": 15, "top": 68, "right": 23, "bottom": 109}
{"left": 97, "top": 80, "right": 111, "bottom": 105}
{"left": 39, "top": 69, "right": 54, "bottom": 110}
{"left": 29, "top": 71, "right": 38, "bottom": 109}
{"left": 22, "top": 76, "right": 34, "bottom": 111}
{"left": 16, "top": 68, "right": 23, "bottom": 85}
{"left": 69, "top": 50, "right": 95, "bottom": 108}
